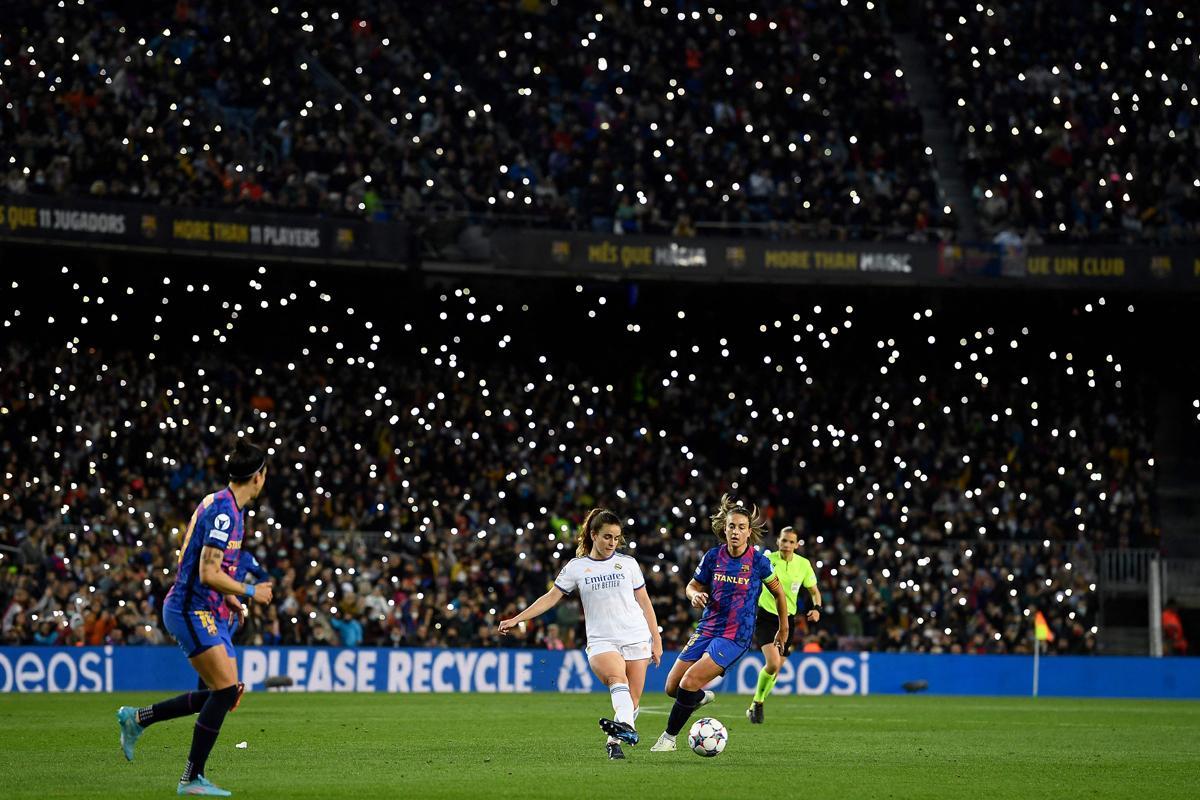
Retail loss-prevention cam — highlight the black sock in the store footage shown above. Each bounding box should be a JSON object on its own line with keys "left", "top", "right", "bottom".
{"left": 137, "top": 690, "right": 210, "bottom": 727}
{"left": 666, "top": 688, "right": 705, "bottom": 736}
{"left": 182, "top": 684, "right": 239, "bottom": 782}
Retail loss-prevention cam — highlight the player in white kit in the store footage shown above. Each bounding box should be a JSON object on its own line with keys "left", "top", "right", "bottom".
{"left": 499, "top": 508, "right": 662, "bottom": 760}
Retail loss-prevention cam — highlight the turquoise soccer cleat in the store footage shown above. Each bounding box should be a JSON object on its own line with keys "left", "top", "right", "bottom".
{"left": 116, "top": 706, "right": 144, "bottom": 762}
{"left": 177, "top": 775, "right": 232, "bottom": 796}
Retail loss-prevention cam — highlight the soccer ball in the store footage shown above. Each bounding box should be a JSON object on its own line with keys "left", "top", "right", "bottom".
{"left": 687, "top": 717, "right": 728, "bottom": 757}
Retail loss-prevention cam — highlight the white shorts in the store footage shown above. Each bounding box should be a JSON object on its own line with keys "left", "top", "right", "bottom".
{"left": 586, "top": 639, "right": 652, "bottom": 661}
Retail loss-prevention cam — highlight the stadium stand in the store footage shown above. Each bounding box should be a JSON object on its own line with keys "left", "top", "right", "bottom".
{"left": 0, "top": 264, "right": 1153, "bottom": 656}
{"left": 920, "top": 0, "right": 1200, "bottom": 243}
{"left": 1, "top": 1, "right": 948, "bottom": 238}
{"left": 5, "top": 2, "right": 1198, "bottom": 242}
{"left": 7, "top": 2, "right": 1198, "bottom": 242}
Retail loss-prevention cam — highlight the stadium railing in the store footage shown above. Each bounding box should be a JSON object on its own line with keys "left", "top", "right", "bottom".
{"left": 1099, "top": 549, "right": 1160, "bottom": 591}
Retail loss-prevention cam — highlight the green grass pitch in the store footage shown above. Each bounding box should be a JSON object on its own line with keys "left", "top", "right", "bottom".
{"left": 1, "top": 692, "right": 1197, "bottom": 799}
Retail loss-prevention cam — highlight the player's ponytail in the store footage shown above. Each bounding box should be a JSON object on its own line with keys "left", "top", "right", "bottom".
{"left": 575, "top": 508, "right": 624, "bottom": 557}
{"left": 709, "top": 493, "right": 766, "bottom": 545}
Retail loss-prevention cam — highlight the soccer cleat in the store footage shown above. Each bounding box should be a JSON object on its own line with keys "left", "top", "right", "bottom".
{"left": 177, "top": 775, "right": 232, "bottom": 796}
{"left": 649, "top": 732, "right": 677, "bottom": 752}
{"left": 697, "top": 690, "right": 716, "bottom": 708}
{"left": 606, "top": 741, "right": 626, "bottom": 760}
{"left": 599, "top": 718, "right": 640, "bottom": 746}
{"left": 746, "top": 701, "right": 764, "bottom": 724}
{"left": 116, "top": 706, "right": 144, "bottom": 761}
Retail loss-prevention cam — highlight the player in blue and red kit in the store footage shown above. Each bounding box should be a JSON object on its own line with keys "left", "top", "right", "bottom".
{"left": 115, "top": 441, "right": 274, "bottom": 796}
{"left": 650, "top": 494, "right": 789, "bottom": 752}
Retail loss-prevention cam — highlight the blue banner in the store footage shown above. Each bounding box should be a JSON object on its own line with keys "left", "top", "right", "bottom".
{"left": 1, "top": 647, "right": 1196, "bottom": 699}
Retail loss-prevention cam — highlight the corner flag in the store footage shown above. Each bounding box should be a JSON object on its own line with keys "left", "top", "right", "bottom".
{"left": 1035, "top": 611, "right": 1054, "bottom": 642}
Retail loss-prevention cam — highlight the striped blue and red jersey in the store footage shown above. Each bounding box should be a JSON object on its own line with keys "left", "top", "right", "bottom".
{"left": 164, "top": 487, "right": 246, "bottom": 614}
{"left": 693, "top": 545, "right": 775, "bottom": 645}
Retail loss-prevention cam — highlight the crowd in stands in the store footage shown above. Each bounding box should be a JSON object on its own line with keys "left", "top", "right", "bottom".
{"left": 922, "top": 0, "right": 1200, "bottom": 243}
{"left": 0, "top": 264, "right": 1156, "bottom": 655}
{"left": 6, "top": 1, "right": 1197, "bottom": 242}
{"left": 0, "top": 1, "right": 421, "bottom": 217}
{"left": 362, "top": 0, "right": 945, "bottom": 239}
{"left": 3, "top": 1, "right": 947, "bottom": 239}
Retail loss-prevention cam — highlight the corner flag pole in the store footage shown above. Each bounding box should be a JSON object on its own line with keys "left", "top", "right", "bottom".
{"left": 1032, "top": 636, "right": 1039, "bottom": 698}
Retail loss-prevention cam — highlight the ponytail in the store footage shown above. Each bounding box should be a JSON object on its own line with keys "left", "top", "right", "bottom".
{"left": 575, "top": 508, "right": 624, "bottom": 557}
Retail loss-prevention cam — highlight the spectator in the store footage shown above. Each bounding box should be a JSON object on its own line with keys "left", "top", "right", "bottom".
{"left": 34, "top": 621, "right": 60, "bottom": 646}
{"left": 1163, "top": 599, "right": 1188, "bottom": 656}
{"left": 543, "top": 623, "right": 565, "bottom": 651}
{"left": 330, "top": 609, "right": 365, "bottom": 648}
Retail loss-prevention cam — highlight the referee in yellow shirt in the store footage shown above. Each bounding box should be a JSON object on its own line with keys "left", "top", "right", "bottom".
{"left": 747, "top": 526, "right": 821, "bottom": 723}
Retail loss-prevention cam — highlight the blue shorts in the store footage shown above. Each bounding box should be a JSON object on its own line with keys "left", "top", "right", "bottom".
{"left": 164, "top": 602, "right": 235, "bottom": 659}
{"left": 679, "top": 633, "right": 748, "bottom": 672}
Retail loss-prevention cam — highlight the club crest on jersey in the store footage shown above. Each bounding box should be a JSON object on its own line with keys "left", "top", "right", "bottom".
{"left": 741, "top": 563, "right": 751, "bottom": 572}
{"left": 214, "top": 513, "right": 232, "bottom": 531}
{"left": 615, "top": 563, "right": 623, "bottom": 570}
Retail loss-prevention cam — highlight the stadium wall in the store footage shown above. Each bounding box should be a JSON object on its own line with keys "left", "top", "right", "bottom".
{"left": 1, "top": 647, "right": 1196, "bottom": 699}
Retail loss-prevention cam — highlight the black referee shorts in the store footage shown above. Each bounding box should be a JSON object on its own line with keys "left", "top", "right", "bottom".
{"left": 752, "top": 607, "right": 796, "bottom": 655}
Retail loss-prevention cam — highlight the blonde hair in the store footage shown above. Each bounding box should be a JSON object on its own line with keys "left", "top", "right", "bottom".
{"left": 575, "top": 508, "right": 624, "bottom": 557}
{"left": 709, "top": 493, "right": 766, "bottom": 545}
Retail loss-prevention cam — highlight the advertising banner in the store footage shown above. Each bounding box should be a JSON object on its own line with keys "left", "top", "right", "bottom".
{"left": 0, "top": 195, "right": 408, "bottom": 264}
{"left": 3, "top": 194, "right": 1196, "bottom": 287}
{"left": 2, "top": 647, "right": 1197, "bottom": 699}
{"left": 937, "top": 241, "right": 1200, "bottom": 288}
{"left": 492, "top": 230, "right": 939, "bottom": 285}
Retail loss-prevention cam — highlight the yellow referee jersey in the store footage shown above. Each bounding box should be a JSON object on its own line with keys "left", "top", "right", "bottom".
{"left": 756, "top": 551, "right": 816, "bottom": 616}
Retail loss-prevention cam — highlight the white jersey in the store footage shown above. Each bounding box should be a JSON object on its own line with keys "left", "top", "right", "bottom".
{"left": 554, "top": 553, "right": 650, "bottom": 646}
